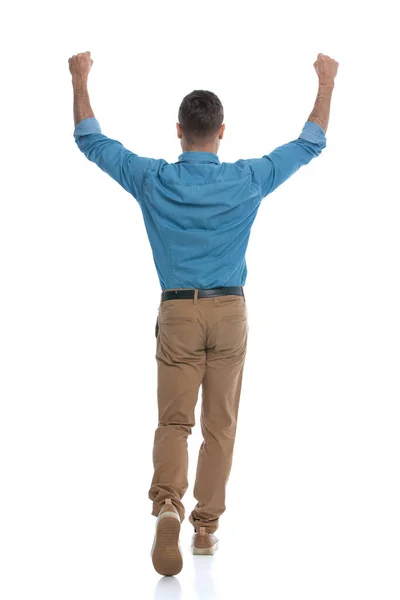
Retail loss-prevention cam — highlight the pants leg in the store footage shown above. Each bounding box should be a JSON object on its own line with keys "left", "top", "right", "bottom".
{"left": 148, "top": 297, "right": 206, "bottom": 522}
{"left": 188, "top": 295, "right": 248, "bottom": 534}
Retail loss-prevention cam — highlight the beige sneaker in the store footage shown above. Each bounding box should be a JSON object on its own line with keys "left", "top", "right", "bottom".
{"left": 191, "top": 526, "right": 219, "bottom": 555}
{"left": 151, "top": 499, "right": 183, "bottom": 576}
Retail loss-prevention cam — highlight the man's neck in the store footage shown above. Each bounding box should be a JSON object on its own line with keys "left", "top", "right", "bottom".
{"left": 182, "top": 148, "right": 217, "bottom": 153}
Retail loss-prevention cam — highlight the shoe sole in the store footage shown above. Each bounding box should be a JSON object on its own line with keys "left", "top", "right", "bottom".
{"left": 192, "top": 541, "right": 219, "bottom": 555}
{"left": 151, "top": 512, "right": 183, "bottom": 576}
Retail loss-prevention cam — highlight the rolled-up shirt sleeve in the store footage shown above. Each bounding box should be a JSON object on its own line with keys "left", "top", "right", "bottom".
{"left": 241, "top": 120, "right": 327, "bottom": 199}
{"left": 74, "top": 117, "right": 153, "bottom": 203}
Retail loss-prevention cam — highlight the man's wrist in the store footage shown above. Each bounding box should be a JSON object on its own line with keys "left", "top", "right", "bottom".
{"left": 318, "top": 80, "right": 335, "bottom": 89}
{"left": 72, "top": 75, "right": 88, "bottom": 88}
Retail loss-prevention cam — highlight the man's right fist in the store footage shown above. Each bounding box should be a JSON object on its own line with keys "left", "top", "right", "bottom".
{"left": 313, "top": 53, "right": 339, "bottom": 85}
{"left": 69, "top": 51, "right": 94, "bottom": 80}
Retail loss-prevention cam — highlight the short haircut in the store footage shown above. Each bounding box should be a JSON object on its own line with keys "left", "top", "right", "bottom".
{"left": 178, "top": 90, "right": 224, "bottom": 145}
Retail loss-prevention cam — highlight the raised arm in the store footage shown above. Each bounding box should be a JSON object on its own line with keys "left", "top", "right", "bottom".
{"left": 307, "top": 53, "right": 339, "bottom": 133}
{"left": 69, "top": 51, "right": 153, "bottom": 203}
{"left": 69, "top": 51, "right": 95, "bottom": 126}
{"left": 242, "top": 52, "right": 339, "bottom": 199}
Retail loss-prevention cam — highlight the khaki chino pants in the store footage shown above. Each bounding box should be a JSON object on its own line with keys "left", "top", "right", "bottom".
{"left": 148, "top": 288, "right": 249, "bottom": 534}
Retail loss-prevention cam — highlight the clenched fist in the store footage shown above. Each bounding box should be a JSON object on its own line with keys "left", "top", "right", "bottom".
{"left": 68, "top": 51, "right": 93, "bottom": 80}
{"left": 313, "top": 53, "right": 339, "bottom": 85}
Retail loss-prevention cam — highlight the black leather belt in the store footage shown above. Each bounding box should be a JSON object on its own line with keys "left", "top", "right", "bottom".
{"left": 161, "top": 286, "right": 244, "bottom": 302}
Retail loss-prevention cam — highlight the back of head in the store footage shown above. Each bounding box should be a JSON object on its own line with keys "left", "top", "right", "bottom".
{"left": 178, "top": 90, "right": 224, "bottom": 147}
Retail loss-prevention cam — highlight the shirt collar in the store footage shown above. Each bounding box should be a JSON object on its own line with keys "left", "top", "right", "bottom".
{"left": 177, "top": 151, "right": 220, "bottom": 165}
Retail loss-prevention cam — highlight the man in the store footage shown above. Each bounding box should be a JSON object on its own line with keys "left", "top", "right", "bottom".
{"left": 69, "top": 51, "right": 338, "bottom": 577}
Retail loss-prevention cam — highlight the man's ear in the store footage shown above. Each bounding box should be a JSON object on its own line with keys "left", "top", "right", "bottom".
{"left": 219, "top": 124, "right": 225, "bottom": 139}
{"left": 176, "top": 122, "right": 182, "bottom": 139}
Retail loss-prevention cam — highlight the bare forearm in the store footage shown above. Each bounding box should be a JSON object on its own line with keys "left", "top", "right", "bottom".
{"left": 72, "top": 76, "right": 95, "bottom": 127}
{"left": 307, "top": 82, "right": 334, "bottom": 133}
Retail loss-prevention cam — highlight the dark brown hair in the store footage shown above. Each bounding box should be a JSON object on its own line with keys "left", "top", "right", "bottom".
{"left": 178, "top": 90, "right": 224, "bottom": 145}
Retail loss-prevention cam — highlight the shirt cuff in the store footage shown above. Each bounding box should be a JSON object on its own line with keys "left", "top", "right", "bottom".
{"left": 74, "top": 117, "right": 102, "bottom": 140}
{"left": 299, "top": 120, "right": 326, "bottom": 145}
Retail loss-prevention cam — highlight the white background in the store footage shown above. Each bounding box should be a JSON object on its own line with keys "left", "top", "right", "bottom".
{"left": 1, "top": 1, "right": 399, "bottom": 598}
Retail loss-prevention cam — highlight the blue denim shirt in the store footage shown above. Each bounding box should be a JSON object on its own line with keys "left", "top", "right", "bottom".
{"left": 74, "top": 118, "right": 326, "bottom": 290}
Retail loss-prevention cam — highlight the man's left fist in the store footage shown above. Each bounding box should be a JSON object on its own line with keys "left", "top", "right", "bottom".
{"left": 69, "top": 51, "right": 93, "bottom": 79}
